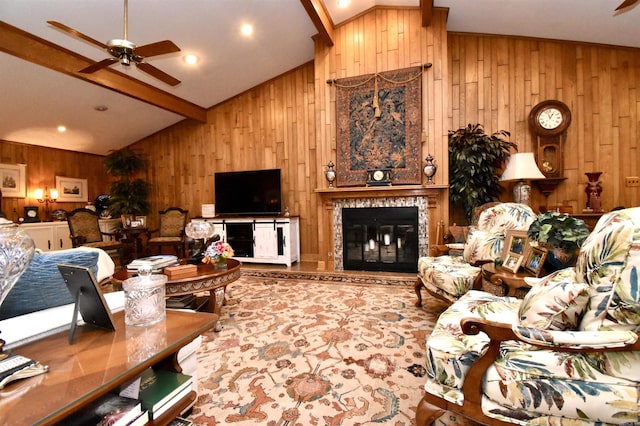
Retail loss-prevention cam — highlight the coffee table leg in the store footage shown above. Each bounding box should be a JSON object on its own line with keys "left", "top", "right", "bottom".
{"left": 208, "top": 287, "right": 227, "bottom": 331}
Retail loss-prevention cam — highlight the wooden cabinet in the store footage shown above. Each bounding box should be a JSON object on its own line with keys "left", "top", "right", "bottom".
{"left": 20, "top": 221, "right": 72, "bottom": 251}
{"left": 194, "top": 217, "right": 300, "bottom": 266}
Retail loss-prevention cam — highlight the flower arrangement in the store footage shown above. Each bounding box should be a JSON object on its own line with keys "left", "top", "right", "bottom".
{"left": 203, "top": 241, "right": 234, "bottom": 264}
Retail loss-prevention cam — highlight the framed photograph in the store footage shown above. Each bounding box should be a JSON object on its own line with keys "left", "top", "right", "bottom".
{"left": 56, "top": 176, "right": 88, "bottom": 202}
{"left": 502, "top": 230, "right": 529, "bottom": 258}
{"left": 502, "top": 253, "right": 523, "bottom": 273}
{"left": 524, "top": 246, "right": 548, "bottom": 277}
{"left": 0, "top": 163, "right": 27, "bottom": 198}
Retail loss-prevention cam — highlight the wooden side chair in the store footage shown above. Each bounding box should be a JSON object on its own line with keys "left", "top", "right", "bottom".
{"left": 145, "top": 207, "right": 189, "bottom": 257}
{"left": 66, "top": 208, "right": 124, "bottom": 265}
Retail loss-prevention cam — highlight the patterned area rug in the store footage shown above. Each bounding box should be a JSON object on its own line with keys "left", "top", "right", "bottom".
{"left": 189, "top": 274, "right": 479, "bottom": 425}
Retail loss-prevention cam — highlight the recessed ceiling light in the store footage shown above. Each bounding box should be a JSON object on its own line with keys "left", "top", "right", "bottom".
{"left": 94, "top": 105, "right": 108, "bottom": 112}
{"left": 184, "top": 54, "right": 198, "bottom": 65}
{"left": 241, "top": 24, "right": 253, "bottom": 37}
{"left": 337, "top": 0, "right": 350, "bottom": 8}
{"left": 57, "top": 125, "right": 66, "bottom": 132}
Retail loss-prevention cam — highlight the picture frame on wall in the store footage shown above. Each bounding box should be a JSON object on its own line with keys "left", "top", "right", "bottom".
{"left": 524, "top": 245, "right": 548, "bottom": 277}
{"left": 56, "top": 176, "right": 88, "bottom": 202}
{"left": 0, "top": 163, "right": 27, "bottom": 198}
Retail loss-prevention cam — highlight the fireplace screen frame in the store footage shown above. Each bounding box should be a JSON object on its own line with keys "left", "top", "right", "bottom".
{"left": 342, "top": 207, "right": 419, "bottom": 273}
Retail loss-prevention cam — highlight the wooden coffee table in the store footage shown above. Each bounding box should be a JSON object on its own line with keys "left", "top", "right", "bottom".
{"left": 113, "top": 258, "right": 241, "bottom": 316}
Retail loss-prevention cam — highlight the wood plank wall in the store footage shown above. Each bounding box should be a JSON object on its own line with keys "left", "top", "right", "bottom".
{"left": 3, "top": 6, "right": 639, "bottom": 264}
{"left": 313, "top": 7, "right": 450, "bottom": 266}
{"left": 448, "top": 33, "right": 640, "bottom": 215}
{"left": 129, "top": 63, "right": 319, "bottom": 260}
{"left": 0, "top": 140, "right": 110, "bottom": 223}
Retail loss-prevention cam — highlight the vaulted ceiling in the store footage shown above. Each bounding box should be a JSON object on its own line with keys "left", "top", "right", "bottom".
{"left": 1, "top": 0, "right": 638, "bottom": 155}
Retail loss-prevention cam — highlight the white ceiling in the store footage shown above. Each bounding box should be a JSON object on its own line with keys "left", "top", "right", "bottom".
{"left": 1, "top": 0, "right": 638, "bottom": 155}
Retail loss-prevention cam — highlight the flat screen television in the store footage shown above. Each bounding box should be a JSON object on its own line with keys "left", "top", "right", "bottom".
{"left": 214, "top": 169, "right": 282, "bottom": 216}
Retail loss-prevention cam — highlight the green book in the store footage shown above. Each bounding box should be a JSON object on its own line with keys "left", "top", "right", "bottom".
{"left": 138, "top": 368, "right": 193, "bottom": 414}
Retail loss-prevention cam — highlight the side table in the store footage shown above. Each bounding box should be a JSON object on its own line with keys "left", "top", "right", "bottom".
{"left": 481, "top": 263, "right": 532, "bottom": 298}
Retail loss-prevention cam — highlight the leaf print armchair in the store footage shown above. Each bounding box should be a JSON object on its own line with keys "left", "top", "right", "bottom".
{"left": 415, "top": 203, "right": 536, "bottom": 305}
{"left": 416, "top": 207, "right": 640, "bottom": 426}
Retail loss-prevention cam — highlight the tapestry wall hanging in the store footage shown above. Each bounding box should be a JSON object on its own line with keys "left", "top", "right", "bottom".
{"left": 334, "top": 66, "right": 422, "bottom": 186}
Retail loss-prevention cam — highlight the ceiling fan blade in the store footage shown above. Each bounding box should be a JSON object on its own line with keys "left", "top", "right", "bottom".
{"left": 47, "top": 21, "right": 107, "bottom": 50}
{"left": 615, "top": 0, "right": 638, "bottom": 10}
{"left": 136, "top": 62, "right": 181, "bottom": 86}
{"left": 80, "top": 58, "right": 119, "bottom": 74}
{"left": 135, "top": 40, "right": 180, "bottom": 58}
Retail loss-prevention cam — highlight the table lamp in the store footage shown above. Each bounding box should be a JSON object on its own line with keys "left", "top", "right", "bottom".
{"left": 500, "top": 152, "right": 545, "bottom": 206}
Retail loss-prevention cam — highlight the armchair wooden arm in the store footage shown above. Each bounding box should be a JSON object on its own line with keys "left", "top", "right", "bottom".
{"left": 417, "top": 317, "right": 640, "bottom": 426}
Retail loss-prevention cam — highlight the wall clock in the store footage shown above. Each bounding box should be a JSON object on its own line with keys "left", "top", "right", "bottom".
{"left": 529, "top": 100, "right": 571, "bottom": 178}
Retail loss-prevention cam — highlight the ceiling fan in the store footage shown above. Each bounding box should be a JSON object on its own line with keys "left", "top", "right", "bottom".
{"left": 616, "top": 0, "right": 639, "bottom": 10}
{"left": 47, "top": 0, "right": 181, "bottom": 86}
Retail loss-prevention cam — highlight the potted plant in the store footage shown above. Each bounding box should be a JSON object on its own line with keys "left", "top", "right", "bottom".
{"left": 527, "top": 211, "right": 590, "bottom": 270}
{"left": 103, "top": 148, "right": 150, "bottom": 221}
{"left": 448, "top": 123, "right": 517, "bottom": 222}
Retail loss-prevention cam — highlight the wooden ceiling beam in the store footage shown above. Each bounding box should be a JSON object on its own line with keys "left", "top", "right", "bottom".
{"left": 0, "top": 21, "right": 207, "bottom": 123}
{"left": 420, "top": 0, "right": 434, "bottom": 27}
{"left": 300, "top": 0, "right": 334, "bottom": 46}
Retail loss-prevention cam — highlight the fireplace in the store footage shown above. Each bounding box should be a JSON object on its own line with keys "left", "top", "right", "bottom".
{"left": 342, "top": 207, "right": 418, "bottom": 273}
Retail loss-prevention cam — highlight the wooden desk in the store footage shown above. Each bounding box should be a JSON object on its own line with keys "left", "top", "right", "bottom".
{"left": 113, "top": 258, "right": 241, "bottom": 315}
{"left": 0, "top": 310, "right": 217, "bottom": 425}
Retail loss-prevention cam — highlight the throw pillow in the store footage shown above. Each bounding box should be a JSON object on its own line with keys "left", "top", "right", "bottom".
{"left": 518, "top": 269, "right": 589, "bottom": 331}
{"left": 0, "top": 249, "right": 100, "bottom": 320}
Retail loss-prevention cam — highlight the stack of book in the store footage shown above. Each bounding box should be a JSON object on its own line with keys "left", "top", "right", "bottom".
{"left": 60, "top": 393, "right": 148, "bottom": 426}
{"left": 138, "top": 368, "right": 193, "bottom": 420}
{"left": 127, "top": 255, "right": 179, "bottom": 272}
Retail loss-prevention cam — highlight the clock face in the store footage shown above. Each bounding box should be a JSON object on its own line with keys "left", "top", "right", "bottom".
{"left": 27, "top": 209, "right": 37, "bottom": 218}
{"left": 373, "top": 170, "right": 384, "bottom": 181}
{"left": 537, "top": 107, "right": 563, "bottom": 130}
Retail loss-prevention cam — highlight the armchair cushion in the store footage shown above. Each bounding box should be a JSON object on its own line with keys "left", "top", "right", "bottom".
{"left": 518, "top": 268, "right": 589, "bottom": 331}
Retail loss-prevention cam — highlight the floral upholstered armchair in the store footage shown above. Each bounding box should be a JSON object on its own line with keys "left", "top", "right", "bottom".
{"left": 415, "top": 203, "right": 536, "bottom": 305}
{"left": 416, "top": 207, "right": 640, "bottom": 425}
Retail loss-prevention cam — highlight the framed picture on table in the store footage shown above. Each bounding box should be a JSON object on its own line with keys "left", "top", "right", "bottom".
{"left": 502, "top": 253, "right": 523, "bottom": 273}
{"left": 524, "top": 246, "right": 548, "bottom": 277}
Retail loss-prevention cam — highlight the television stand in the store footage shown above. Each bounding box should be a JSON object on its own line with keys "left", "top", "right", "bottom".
{"left": 194, "top": 216, "right": 299, "bottom": 266}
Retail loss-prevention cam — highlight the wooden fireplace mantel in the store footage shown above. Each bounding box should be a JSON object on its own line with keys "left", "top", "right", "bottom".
{"left": 314, "top": 184, "right": 448, "bottom": 271}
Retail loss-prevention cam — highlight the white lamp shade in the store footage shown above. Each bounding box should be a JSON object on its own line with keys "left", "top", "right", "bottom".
{"left": 500, "top": 152, "right": 545, "bottom": 181}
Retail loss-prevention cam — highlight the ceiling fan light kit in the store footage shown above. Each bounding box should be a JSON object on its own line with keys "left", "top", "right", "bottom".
{"left": 48, "top": 0, "right": 181, "bottom": 86}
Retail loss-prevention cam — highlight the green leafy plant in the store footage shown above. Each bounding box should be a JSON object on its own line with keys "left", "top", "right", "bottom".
{"left": 448, "top": 123, "right": 517, "bottom": 221}
{"left": 103, "top": 148, "right": 150, "bottom": 216}
{"left": 527, "top": 211, "right": 590, "bottom": 251}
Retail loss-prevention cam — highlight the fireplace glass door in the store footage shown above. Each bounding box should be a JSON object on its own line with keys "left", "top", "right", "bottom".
{"left": 343, "top": 207, "right": 418, "bottom": 273}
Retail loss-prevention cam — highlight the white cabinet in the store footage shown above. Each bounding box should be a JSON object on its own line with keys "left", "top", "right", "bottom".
{"left": 20, "top": 221, "right": 72, "bottom": 252}
{"left": 193, "top": 217, "right": 300, "bottom": 266}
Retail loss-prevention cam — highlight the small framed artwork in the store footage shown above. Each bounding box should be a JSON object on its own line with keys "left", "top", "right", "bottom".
{"left": 524, "top": 246, "right": 548, "bottom": 277}
{"left": 502, "top": 253, "right": 523, "bottom": 274}
{"left": 56, "top": 176, "right": 88, "bottom": 202}
{"left": 502, "top": 230, "right": 529, "bottom": 259}
{"left": 0, "top": 163, "right": 27, "bottom": 198}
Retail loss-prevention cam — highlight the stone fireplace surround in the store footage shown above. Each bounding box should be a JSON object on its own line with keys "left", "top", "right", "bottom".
{"left": 315, "top": 185, "right": 447, "bottom": 271}
{"left": 333, "top": 197, "right": 428, "bottom": 271}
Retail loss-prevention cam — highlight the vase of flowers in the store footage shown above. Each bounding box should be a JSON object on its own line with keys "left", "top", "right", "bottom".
{"left": 203, "top": 241, "right": 234, "bottom": 268}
